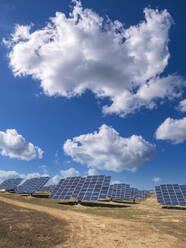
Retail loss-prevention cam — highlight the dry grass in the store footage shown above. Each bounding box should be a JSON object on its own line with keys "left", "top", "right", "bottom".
{"left": 0, "top": 200, "right": 69, "bottom": 248}
{"left": 0, "top": 192, "right": 186, "bottom": 248}
{"left": 0, "top": 192, "right": 147, "bottom": 218}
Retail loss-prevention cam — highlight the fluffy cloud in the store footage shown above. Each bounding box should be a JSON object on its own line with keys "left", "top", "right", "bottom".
{"left": 0, "top": 129, "right": 43, "bottom": 160}
{"left": 5, "top": 1, "right": 185, "bottom": 117}
{"left": 177, "top": 99, "right": 186, "bottom": 112}
{"left": 45, "top": 167, "right": 80, "bottom": 185}
{"left": 63, "top": 124, "right": 155, "bottom": 172}
{"left": 0, "top": 170, "right": 47, "bottom": 184}
{"left": 87, "top": 168, "right": 97, "bottom": 176}
{"left": 0, "top": 170, "right": 20, "bottom": 184}
{"left": 60, "top": 167, "right": 80, "bottom": 178}
{"left": 0, "top": 167, "right": 80, "bottom": 186}
{"left": 0, "top": 168, "right": 80, "bottom": 186}
{"left": 45, "top": 175, "right": 61, "bottom": 186}
{"left": 111, "top": 180, "right": 122, "bottom": 184}
{"left": 39, "top": 165, "right": 49, "bottom": 174}
{"left": 155, "top": 117, "right": 186, "bottom": 144}
{"left": 152, "top": 176, "right": 160, "bottom": 183}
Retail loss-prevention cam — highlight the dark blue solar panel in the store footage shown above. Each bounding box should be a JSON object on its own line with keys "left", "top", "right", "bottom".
{"left": 16, "top": 177, "right": 50, "bottom": 194}
{"left": 40, "top": 184, "right": 56, "bottom": 192}
{"left": 50, "top": 175, "right": 111, "bottom": 201}
{"left": 108, "top": 184, "right": 152, "bottom": 200}
{"left": 0, "top": 178, "right": 23, "bottom": 190}
{"left": 131, "top": 188, "right": 151, "bottom": 199}
{"left": 108, "top": 184, "right": 132, "bottom": 200}
{"left": 50, "top": 176, "right": 82, "bottom": 200}
{"left": 155, "top": 184, "right": 186, "bottom": 206}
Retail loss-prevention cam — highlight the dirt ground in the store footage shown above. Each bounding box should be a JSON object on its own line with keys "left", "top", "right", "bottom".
{"left": 0, "top": 194, "right": 186, "bottom": 248}
{"left": 0, "top": 200, "right": 68, "bottom": 248}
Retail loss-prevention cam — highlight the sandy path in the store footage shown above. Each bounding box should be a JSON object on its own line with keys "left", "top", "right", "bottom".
{"left": 0, "top": 196, "right": 182, "bottom": 248}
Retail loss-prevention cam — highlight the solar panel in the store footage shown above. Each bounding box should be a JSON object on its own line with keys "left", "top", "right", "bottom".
{"left": 78, "top": 175, "right": 111, "bottom": 201}
{"left": 16, "top": 177, "right": 50, "bottom": 194}
{"left": 108, "top": 183, "right": 132, "bottom": 200}
{"left": 40, "top": 185, "right": 56, "bottom": 192}
{"left": 131, "top": 188, "right": 151, "bottom": 199}
{"left": 50, "top": 175, "right": 111, "bottom": 201}
{"left": 50, "top": 176, "right": 82, "bottom": 200}
{"left": 0, "top": 178, "right": 23, "bottom": 190}
{"left": 155, "top": 184, "right": 186, "bottom": 206}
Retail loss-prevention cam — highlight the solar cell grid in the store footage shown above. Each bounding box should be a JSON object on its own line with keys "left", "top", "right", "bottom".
{"left": 40, "top": 184, "right": 56, "bottom": 192}
{"left": 50, "top": 175, "right": 111, "bottom": 201}
{"left": 108, "top": 183, "right": 132, "bottom": 200}
{"left": 16, "top": 177, "right": 49, "bottom": 194}
{"left": 0, "top": 178, "right": 23, "bottom": 190}
{"left": 155, "top": 184, "right": 186, "bottom": 206}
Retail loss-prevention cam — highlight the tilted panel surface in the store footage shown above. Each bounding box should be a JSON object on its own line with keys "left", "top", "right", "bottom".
{"left": 40, "top": 185, "right": 56, "bottom": 192}
{"left": 155, "top": 184, "right": 186, "bottom": 206}
{"left": 108, "top": 183, "right": 132, "bottom": 200}
{"left": 78, "top": 175, "right": 111, "bottom": 201}
{"left": 131, "top": 188, "right": 151, "bottom": 199}
{"left": 16, "top": 177, "right": 50, "bottom": 194}
{"left": 0, "top": 178, "right": 23, "bottom": 190}
{"left": 50, "top": 177, "right": 82, "bottom": 200}
{"left": 131, "top": 188, "right": 142, "bottom": 199}
{"left": 50, "top": 175, "right": 111, "bottom": 201}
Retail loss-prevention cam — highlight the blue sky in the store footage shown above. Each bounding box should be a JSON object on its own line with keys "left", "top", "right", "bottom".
{"left": 0, "top": 0, "right": 186, "bottom": 189}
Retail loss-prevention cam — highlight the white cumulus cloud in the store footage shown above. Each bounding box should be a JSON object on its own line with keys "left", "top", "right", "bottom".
{"left": 45, "top": 167, "right": 80, "bottom": 185}
{"left": 155, "top": 117, "right": 186, "bottom": 144}
{"left": 0, "top": 129, "right": 43, "bottom": 160}
{"left": 4, "top": 1, "right": 186, "bottom": 117}
{"left": 152, "top": 176, "right": 160, "bottom": 183}
{"left": 0, "top": 170, "right": 47, "bottom": 184}
{"left": 87, "top": 168, "right": 97, "bottom": 176}
{"left": 45, "top": 175, "right": 61, "bottom": 186}
{"left": 0, "top": 170, "right": 20, "bottom": 184}
{"left": 63, "top": 124, "right": 155, "bottom": 172}
{"left": 177, "top": 99, "right": 186, "bottom": 112}
{"left": 111, "top": 180, "right": 122, "bottom": 184}
{"left": 60, "top": 167, "right": 80, "bottom": 178}
{"left": 39, "top": 165, "right": 49, "bottom": 174}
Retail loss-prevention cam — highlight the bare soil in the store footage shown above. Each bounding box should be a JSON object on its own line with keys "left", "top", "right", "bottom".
{"left": 0, "top": 193, "right": 186, "bottom": 248}
{"left": 0, "top": 199, "right": 69, "bottom": 248}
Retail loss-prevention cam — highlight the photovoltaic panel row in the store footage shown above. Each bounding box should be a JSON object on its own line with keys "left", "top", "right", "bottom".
{"left": 0, "top": 178, "right": 23, "bottom": 190}
{"left": 131, "top": 188, "right": 152, "bottom": 199}
{"left": 16, "top": 177, "right": 50, "bottom": 194}
{"left": 108, "top": 184, "right": 132, "bottom": 200}
{"left": 50, "top": 175, "right": 111, "bottom": 201}
{"left": 78, "top": 175, "right": 111, "bottom": 201}
{"left": 108, "top": 184, "right": 151, "bottom": 200}
{"left": 50, "top": 176, "right": 81, "bottom": 200}
{"left": 131, "top": 188, "right": 141, "bottom": 199}
{"left": 155, "top": 184, "right": 186, "bottom": 206}
{"left": 141, "top": 190, "right": 152, "bottom": 197}
{"left": 40, "top": 185, "right": 56, "bottom": 192}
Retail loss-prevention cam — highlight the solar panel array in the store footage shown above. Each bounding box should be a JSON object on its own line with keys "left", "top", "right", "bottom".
{"left": 0, "top": 174, "right": 155, "bottom": 203}
{"left": 155, "top": 184, "right": 186, "bottom": 206}
{"left": 0, "top": 178, "right": 23, "bottom": 190}
{"left": 40, "top": 185, "right": 56, "bottom": 192}
{"left": 50, "top": 175, "right": 111, "bottom": 201}
{"left": 131, "top": 188, "right": 152, "bottom": 199}
{"left": 16, "top": 177, "right": 50, "bottom": 194}
{"left": 108, "top": 184, "right": 132, "bottom": 200}
{"left": 108, "top": 184, "right": 152, "bottom": 200}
